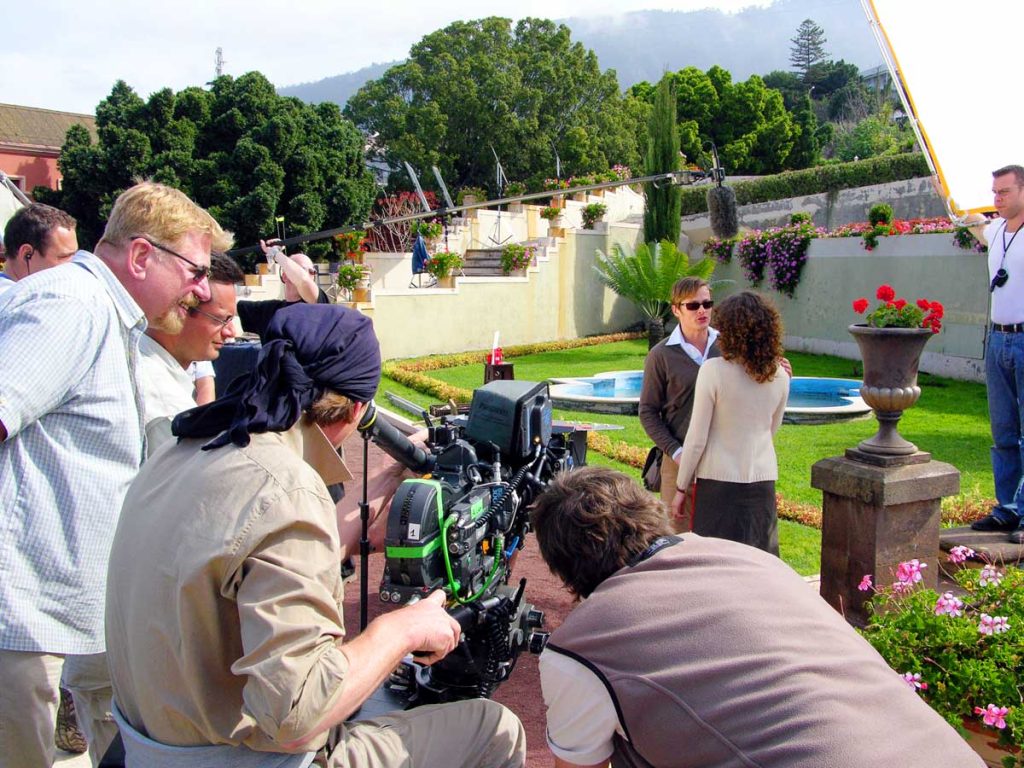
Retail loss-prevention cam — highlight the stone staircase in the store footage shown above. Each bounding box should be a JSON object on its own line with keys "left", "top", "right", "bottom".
{"left": 461, "top": 240, "right": 547, "bottom": 277}
{"left": 461, "top": 247, "right": 505, "bottom": 276}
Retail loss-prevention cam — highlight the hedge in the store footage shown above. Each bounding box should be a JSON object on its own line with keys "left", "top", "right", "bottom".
{"left": 679, "top": 152, "right": 931, "bottom": 216}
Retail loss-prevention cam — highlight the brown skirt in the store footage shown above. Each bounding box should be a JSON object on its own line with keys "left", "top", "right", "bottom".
{"left": 693, "top": 478, "right": 779, "bottom": 556}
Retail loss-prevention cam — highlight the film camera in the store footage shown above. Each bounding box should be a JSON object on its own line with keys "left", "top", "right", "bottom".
{"left": 356, "top": 379, "right": 586, "bottom": 702}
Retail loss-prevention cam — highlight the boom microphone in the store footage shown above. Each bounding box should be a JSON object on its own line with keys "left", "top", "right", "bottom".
{"left": 707, "top": 184, "right": 739, "bottom": 239}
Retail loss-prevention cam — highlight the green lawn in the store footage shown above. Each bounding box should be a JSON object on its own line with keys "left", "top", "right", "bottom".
{"left": 376, "top": 340, "right": 995, "bottom": 577}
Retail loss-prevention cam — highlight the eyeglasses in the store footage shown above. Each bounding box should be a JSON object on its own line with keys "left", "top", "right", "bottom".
{"left": 136, "top": 236, "right": 212, "bottom": 282}
{"left": 188, "top": 306, "right": 235, "bottom": 330}
{"left": 678, "top": 300, "right": 714, "bottom": 311}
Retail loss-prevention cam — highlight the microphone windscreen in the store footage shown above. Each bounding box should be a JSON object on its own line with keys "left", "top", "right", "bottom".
{"left": 707, "top": 185, "right": 738, "bottom": 239}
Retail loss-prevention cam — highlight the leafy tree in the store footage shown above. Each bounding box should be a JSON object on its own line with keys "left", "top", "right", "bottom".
{"left": 643, "top": 77, "right": 681, "bottom": 246}
{"left": 48, "top": 73, "right": 375, "bottom": 267}
{"left": 788, "top": 95, "right": 821, "bottom": 169}
{"left": 762, "top": 70, "right": 805, "bottom": 111}
{"left": 829, "top": 112, "right": 916, "bottom": 162}
{"left": 594, "top": 240, "right": 714, "bottom": 349}
{"left": 789, "top": 19, "right": 829, "bottom": 83}
{"left": 345, "top": 18, "right": 641, "bottom": 194}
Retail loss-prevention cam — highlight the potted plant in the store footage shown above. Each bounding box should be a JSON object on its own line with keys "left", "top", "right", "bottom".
{"left": 540, "top": 205, "right": 564, "bottom": 236}
{"left": 850, "top": 284, "right": 944, "bottom": 455}
{"left": 423, "top": 251, "right": 463, "bottom": 288}
{"left": 411, "top": 220, "right": 443, "bottom": 241}
{"left": 334, "top": 230, "right": 368, "bottom": 262}
{"left": 457, "top": 186, "right": 488, "bottom": 218}
{"left": 581, "top": 202, "right": 608, "bottom": 230}
{"left": 860, "top": 551, "right": 1024, "bottom": 765}
{"left": 501, "top": 243, "right": 535, "bottom": 276}
{"left": 505, "top": 181, "right": 527, "bottom": 197}
{"left": 337, "top": 261, "right": 370, "bottom": 302}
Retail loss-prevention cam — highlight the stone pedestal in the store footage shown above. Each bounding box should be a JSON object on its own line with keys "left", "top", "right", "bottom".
{"left": 811, "top": 453, "right": 959, "bottom": 626}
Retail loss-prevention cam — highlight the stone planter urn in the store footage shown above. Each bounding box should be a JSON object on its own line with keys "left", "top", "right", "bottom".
{"left": 848, "top": 324, "right": 933, "bottom": 455}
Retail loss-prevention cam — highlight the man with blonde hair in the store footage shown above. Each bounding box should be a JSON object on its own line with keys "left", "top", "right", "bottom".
{"left": 0, "top": 181, "right": 232, "bottom": 767}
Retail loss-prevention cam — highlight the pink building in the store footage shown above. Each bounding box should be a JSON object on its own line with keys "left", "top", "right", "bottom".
{"left": 0, "top": 103, "right": 96, "bottom": 196}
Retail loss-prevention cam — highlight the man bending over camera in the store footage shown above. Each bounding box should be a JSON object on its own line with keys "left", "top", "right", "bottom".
{"left": 530, "top": 467, "right": 982, "bottom": 768}
{"left": 105, "top": 304, "right": 525, "bottom": 767}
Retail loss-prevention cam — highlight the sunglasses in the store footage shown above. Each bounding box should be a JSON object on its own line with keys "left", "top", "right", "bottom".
{"left": 188, "top": 306, "right": 235, "bottom": 330}
{"left": 679, "top": 300, "right": 714, "bottom": 311}
{"left": 136, "top": 236, "right": 212, "bottom": 283}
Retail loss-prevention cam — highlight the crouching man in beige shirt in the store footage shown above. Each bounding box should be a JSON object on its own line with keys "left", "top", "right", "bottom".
{"left": 105, "top": 303, "right": 526, "bottom": 767}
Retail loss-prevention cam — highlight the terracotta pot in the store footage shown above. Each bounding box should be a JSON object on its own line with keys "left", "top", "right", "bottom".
{"left": 961, "top": 717, "right": 1018, "bottom": 767}
{"left": 437, "top": 275, "right": 455, "bottom": 289}
{"left": 848, "top": 324, "right": 933, "bottom": 455}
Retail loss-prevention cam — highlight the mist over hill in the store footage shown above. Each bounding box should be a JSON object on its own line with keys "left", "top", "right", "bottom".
{"left": 278, "top": 0, "right": 882, "bottom": 107}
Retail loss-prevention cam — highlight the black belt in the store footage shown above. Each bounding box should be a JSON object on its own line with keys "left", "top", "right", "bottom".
{"left": 992, "top": 323, "right": 1024, "bottom": 333}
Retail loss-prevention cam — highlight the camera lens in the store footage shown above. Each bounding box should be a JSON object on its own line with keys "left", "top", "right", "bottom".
{"left": 991, "top": 269, "right": 1009, "bottom": 292}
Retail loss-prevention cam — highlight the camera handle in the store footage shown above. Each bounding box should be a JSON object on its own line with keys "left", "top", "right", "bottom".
{"left": 359, "top": 427, "right": 371, "bottom": 631}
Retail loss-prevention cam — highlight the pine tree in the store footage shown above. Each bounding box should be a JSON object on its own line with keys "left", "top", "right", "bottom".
{"left": 643, "top": 77, "right": 681, "bottom": 246}
{"left": 789, "top": 19, "right": 829, "bottom": 84}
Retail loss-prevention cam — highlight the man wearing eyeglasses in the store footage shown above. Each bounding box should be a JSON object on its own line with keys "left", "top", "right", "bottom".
{"left": 0, "top": 182, "right": 233, "bottom": 768}
{"left": 967, "top": 164, "right": 1024, "bottom": 543}
{"left": 237, "top": 240, "right": 330, "bottom": 341}
{"left": 140, "top": 253, "right": 244, "bottom": 452}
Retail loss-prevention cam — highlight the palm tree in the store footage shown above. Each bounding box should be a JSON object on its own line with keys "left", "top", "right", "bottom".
{"left": 594, "top": 240, "right": 716, "bottom": 349}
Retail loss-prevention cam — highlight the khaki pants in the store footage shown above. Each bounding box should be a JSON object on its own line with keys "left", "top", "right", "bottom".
{"left": 659, "top": 454, "right": 693, "bottom": 534}
{"left": 329, "top": 699, "right": 525, "bottom": 768}
{"left": 0, "top": 649, "right": 116, "bottom": 768}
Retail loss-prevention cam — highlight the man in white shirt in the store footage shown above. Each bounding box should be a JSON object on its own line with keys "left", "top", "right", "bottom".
{"left": 140, "top": 253, "right": 243, "bottom": 451}
{"left": 968, "top": 165, "right": 1024, "bottom": 542}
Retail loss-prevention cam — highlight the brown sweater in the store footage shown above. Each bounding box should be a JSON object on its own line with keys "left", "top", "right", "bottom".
{"left": 638, "top": 337, "right": 720, "bottom": 458}
{"left": 543, "top": 535, "right": 984, "bottom": 768}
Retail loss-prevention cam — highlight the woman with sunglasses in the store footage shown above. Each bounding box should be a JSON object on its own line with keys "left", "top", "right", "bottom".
{"left": 670, "top": 291, "right": 790, "bottom": 554}
{"left": 638, "top": 276, "right": 720, "bottom": 531}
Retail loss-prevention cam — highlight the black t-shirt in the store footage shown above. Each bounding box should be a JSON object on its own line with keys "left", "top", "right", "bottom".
{"left": 236, "top": 289, "right": 331, "bottom": 341}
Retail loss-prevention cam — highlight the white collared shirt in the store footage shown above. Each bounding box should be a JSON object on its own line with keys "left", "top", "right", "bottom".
{"left": 665, "top": 324, "right": 719, "bottom": 365}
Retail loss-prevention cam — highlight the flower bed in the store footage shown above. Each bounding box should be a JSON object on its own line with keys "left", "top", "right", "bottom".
{"left": 704, "top": 216, "right": 987, "bottom": 297}
{"left": 860, "top": 550, "right": 1024, "bottom": 762}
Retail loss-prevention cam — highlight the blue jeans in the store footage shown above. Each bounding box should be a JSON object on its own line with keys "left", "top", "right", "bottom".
{"left": 986, "top": 329, "right": 1024, "bottom": 523}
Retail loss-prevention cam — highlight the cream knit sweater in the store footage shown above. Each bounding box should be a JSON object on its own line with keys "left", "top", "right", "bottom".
{"left": 676, "top": 357, "right": 789, "bottom": 488}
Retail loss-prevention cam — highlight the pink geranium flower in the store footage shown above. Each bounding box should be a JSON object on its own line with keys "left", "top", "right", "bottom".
{"left": 857, "top": 574, "right": 873, "bottom": 591}
{"left": 980, "top": 565, "right": 1003, "bottom": 587}
{"left": 974, "top": 704, "right": 1009, "bottom": 729}
{"left": 947, "top": 545, "right": 975, "bottom": 564}
{"left": 895, "top": 559, "right": 927, "bottom": 584}
{"left": 933, "top": 592, "right": 964, "bottom": 617}
{"left": 978, "top": 614, "right": 1010, "bottom": 636}
{"left": 901, "top": 672, "right": 927, "bottom": 691}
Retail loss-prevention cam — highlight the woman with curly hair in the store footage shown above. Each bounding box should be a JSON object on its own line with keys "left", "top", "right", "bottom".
{"left": 670, "top": 291, "right": 790, "bottom": 554}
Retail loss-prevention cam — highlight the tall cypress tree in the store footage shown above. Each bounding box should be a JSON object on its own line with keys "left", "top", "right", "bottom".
{"left": 643, "top": 76, "right": 681, "bottom": 246}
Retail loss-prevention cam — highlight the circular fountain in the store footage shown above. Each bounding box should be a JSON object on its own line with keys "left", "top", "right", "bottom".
{"left": 549, "top": 371, "right": 870, "bottom": 424}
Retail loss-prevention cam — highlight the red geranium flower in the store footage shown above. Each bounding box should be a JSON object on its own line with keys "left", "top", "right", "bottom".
{"left": 853, "top": 298, "right": 869, "bottom": 314}
{"left": 877, "top": 284, "right": 896, "bottom": 302}
{"left": 894, "top": 298, "right": 907, "bottom": 309}
{"left": 917, "top": 298, "right": 931, "bottom": 310}
{"left": 930, "top": 301, "right": 944, "bottom": 319}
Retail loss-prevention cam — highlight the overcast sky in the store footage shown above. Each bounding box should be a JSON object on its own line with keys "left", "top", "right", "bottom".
{"left": 2, "top": 1, "right": 773, "bottom": 115}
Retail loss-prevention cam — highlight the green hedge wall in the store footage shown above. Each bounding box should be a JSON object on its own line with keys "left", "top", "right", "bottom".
{"left": 679, "top": 153, "right": 931, "bottom": 216}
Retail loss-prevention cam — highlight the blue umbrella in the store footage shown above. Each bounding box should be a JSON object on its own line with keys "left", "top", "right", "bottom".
{"left": 412, "top": 234, "right": 429, "bottom": 274}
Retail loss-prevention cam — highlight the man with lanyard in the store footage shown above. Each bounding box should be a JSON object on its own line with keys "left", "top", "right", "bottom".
{"left": 530, "top": 467, "right": 984, "bottom": 768}
{"left": 969, "top": 165, "right": 1024, "bottom": 542}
